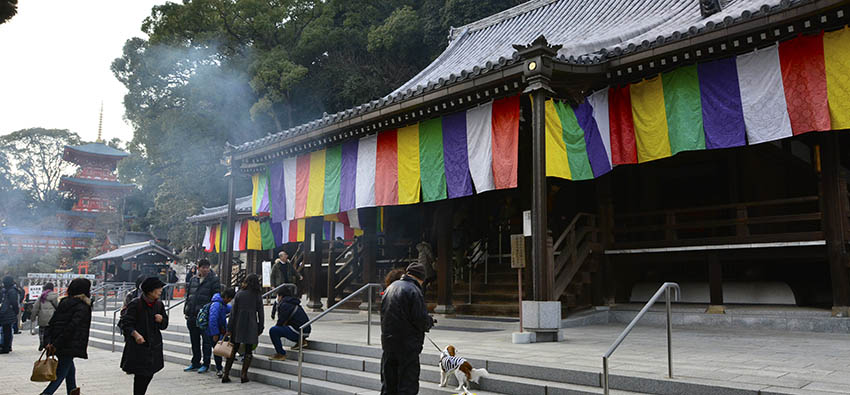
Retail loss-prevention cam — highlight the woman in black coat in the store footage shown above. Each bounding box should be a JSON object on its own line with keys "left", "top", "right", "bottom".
{"left": 118, "top": 277, "right": 169, "bottom": 395}
{"left": 41, "top": 278, "right": 92, "bottom": 395}
{"left": 222, "top": 273, "right": 263, "bottom": 384}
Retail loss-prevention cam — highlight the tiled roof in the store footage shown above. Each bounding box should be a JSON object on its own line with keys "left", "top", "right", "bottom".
{"left": 59, "top": 176, "right": 135, "bottom": 189}
{"left": 0, "top": 227, "right": 96, "bottom": 239}
{"left": 65, "top": 143, "right": 129, "bottom": 158}
{"left": 232, "top": 0, "right": 806, "bottom": 155}
{"left": 90, "top": 240, "right": 177, "bottom": 262}
{"left": 186, "top": 195, "right": 253, "bottom": 223}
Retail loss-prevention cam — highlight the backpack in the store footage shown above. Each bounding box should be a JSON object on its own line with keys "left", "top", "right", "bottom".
{"left": 196, "top": 301, "right": 214, "bottom": 331}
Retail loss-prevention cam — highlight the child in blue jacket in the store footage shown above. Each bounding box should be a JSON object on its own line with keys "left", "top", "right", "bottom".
{"left": 205, "top": 287, "right": 235, "bottom": 377}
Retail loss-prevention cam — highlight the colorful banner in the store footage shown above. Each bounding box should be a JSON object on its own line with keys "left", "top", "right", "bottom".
{"left": 252, "top": 96, "right": 520, "bottom": 220}
{"left": 202, "top": 225, "right": 212, "bottom": 252}
{"left": 545, "top": 29, "right": 850, "bottom": 180}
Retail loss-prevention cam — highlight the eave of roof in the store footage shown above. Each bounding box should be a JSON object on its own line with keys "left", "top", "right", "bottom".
{"left": 0, "top": 227, "right": 96, "bottom": 238}
{"left": 59, "top": 176, "right": 135, "bottom": 189}
{"left": 63, "top": 143, "right": 129, "bottom": 159}
{"left": 186, "top": 195, "right": 253, "bottom": 224}
{"left": 90, "top": 240, "right": 177, "bottom": 262}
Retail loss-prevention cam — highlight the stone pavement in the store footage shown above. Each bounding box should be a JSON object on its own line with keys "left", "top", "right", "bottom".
{"left": 0, "top": 327, "right": 293, "bottom": 395}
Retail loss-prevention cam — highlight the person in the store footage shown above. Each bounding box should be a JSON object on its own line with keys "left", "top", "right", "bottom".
{"left": 204, "top": 287, "right": 235, "bottom": 377}
{"left": 183, "top": 259, "right": 220, "bottom": 373}
{"left": 268, "top": 286, "right": 310, "bottom": 361}
{"left": 380, "top": 262, "right": 435, "bottom": 395}
{"left": 0, "top": 276, "right": 19, "bottom": 353}
{"left": 13, "top": 281, "right": 24, "bottom": 334}
{"left": 41, "top": 278, "right": 92, "bottom": 395}
{"left": 166, "top": 269, "right": 178, "bottom": 301}
{"left": 184, "top": 264, "right": 197, "bottom": 284}
{"left": 382, "top": 268, "right": 406, "bottom": 295}
{"left": 123, "top": 274, "right": 147, "bottom": 311}
{"left": 222, "top": 274, "right": 263, "bottom": 384}
{"left": 32, "top": 282, "right": 59, "bottom": 351}
{"left": 270, "top": 251, "right": 301, "bottom": 289}
{"left": 118, "top": 277, "right": 169, "bottom": 395}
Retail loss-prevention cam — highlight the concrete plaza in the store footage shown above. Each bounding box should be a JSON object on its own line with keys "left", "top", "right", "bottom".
{"left": 0, "top": 327, "right": 293, "bottom": 395}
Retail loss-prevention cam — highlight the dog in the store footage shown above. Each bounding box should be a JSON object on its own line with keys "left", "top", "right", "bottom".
{"left": 438, "top": 345, "right": 489, "bottom": 391}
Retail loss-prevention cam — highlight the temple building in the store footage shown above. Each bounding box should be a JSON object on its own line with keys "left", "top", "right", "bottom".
{"left": 190, "top": 0, "right": 850, "bottom": 320}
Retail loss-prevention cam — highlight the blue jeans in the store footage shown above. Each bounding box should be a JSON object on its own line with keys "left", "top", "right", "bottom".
{"left": 269, "top": 325, "right": 301, "bottom": 355}
{"left": 187, "top": 319, "right": 211, "bottom": 367}
{"left": 42, "top": 355, "right": 76, "bottom": 395}
{"left": 206, "top": 334, "right": 222, "bottom": 370}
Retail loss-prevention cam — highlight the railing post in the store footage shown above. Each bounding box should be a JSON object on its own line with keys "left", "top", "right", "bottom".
{"left": 666, "top": 286, "right": 673, "bottom": 379}
{"left": 103, "top": 284, "right": 108, "bottom": 316}
{"left": 367, "top": 285, "right": 372, "bottom": 345}
{"left": 298, "top": 328, "right": 304, "bottom": 395}
{"left": 602, "top": 356, "right": 609, "bottom": 395}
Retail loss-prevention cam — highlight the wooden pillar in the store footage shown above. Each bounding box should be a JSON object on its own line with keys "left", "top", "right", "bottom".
{"left": 707, "top": 253, "right": 725, "bottom": 314}
{"left": 820, "top": 133, "right": 850, "bottom": 316}
{"left": 326, "top": 224, "right": 336, "bottom": 309}
{"left": 434, "top": 202, "right": 455, "bottom": 313}
{"left": 305, "top": 216, "right": 324, "bottom": 311}
{"left": 514, "top": 36, "right": 561, "bottom": 301}
{"left": 359, "top": 207, "right": 377, "bottom": 310}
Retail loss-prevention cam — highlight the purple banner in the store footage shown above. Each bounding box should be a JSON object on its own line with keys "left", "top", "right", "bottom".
{"left": 698, "top": 58, "right": 747, "bottom": 149}
{"left": 442, "top": 112, "right": 473, "bottom": 198}
{"left": 269, "top": 161, "right": 287, "bottom": 223}
{"left": 574, "top": 100, "right": 612, "bottom": 177}
{"left": 339, "top": 140, "right": 358, "bottom": 212}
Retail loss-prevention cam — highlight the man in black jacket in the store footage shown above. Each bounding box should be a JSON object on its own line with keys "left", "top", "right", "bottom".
{"left": 0, "top": 276, "right": 20, "bottom": 353}
{"left": 380, "top": 262, "right": 435, "bottom": 395}
{"left": 182, "top": 259, "right": 220, "bottom": 373}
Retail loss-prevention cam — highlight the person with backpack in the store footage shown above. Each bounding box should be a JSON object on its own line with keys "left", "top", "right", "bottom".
{"left": 221, "top": 274, "right": 263, "bottom": 384}
{"left": 268, "top": 286, "right": 310, "bottom": 361}
{"left": 0, "top": 276, "right": 20, "bottom": 354}
{"left": 118, "top": 277, "right": 169, "bottom": 395}
{"left": 41, "top": 278, "right": 92, "bottom": 395}
{"left": 32, "top": 282, "right": 59, "bottom": 351}
{"left": 201, "top": 287, "right": 235, "bottom": 377}
{"left": 183, "top": 259, "right": 220, "bottom": 373}
{"left": 123, "top": 275, "right": 147, "bottom": 311}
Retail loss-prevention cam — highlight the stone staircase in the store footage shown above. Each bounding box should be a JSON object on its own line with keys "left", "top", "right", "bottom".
{"left": 87, "top": 315, "right": 650, "bottom": 395}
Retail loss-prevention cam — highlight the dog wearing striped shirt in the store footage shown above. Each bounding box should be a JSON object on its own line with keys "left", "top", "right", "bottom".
{"left": 439, "top": 345, "right": 489, "bottom": 391}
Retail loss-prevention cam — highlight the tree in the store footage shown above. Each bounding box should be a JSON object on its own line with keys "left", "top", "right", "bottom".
{"left": 0, "top": 0, "right": 17, "bottom": 25}
{"left": 0, "top": 128, "right": 81, "bottom": 206}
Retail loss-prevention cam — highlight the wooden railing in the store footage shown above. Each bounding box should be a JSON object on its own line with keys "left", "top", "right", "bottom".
{"left": 326, "top": 237, "right": 363, "bottom": 306}
{"left": 553, "top": 213, "right": 600, "bottom": 299}
{"left": 612, "top": 196, "right": 823, "bottom": 249}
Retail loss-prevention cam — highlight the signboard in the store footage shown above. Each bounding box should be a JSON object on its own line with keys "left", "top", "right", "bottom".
{"left": 262, "top": 261, "right": 272, "bottom": 287}
{"left": 28, "top": 285, "right": 43, "bottom": 301}
{"left": 27, "top": 273, "right": 95, "bottom": 280}
{"left": 510, "top": 234, "right": 527, "bottom": 269}
{"left": 523, "top": 210, "right": 532, "bottom": 236}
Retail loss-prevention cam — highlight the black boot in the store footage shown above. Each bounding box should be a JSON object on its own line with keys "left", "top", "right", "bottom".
{"left": 221, "top": 356, "right": 235, "bottom": 383}
{"left": 240, "top": 353, "right": 253, "bottom": 383}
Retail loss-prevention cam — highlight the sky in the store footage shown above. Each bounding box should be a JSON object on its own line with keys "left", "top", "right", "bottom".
{"left": 0, "top": 0, "right": 169, "bottom": 143}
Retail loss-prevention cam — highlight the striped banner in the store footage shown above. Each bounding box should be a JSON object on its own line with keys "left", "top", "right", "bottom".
{"left": 545, "top": 28, "right": 850, "bottom": 180}
{"left": 255, "top": 96, "right": 520, "bottom": 220}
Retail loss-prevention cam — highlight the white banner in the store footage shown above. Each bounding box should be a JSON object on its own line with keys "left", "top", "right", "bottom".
{"left": 27, "top": 273, "right": 95, "bottom": 280}
{"left": 262, "top": 261, "right": 272, "bottom": 287}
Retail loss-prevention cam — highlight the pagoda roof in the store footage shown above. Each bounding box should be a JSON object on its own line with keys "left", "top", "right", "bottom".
{"left": 59, "top": 176, "right": 135, "bottom": 190}
{"left": 63, "top": 142, "right": 129, "bottom": 160}
{"left": 56, "top": 209, "right": 98, "bottom": 218}
{"left": 231, "top": 0, "right": 813, "bottom": 157}
{"left": 0, "top": 227, "right": 96, "bottom": 239}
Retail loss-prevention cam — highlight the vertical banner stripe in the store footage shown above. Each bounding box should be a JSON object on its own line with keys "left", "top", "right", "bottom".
{"left": 232, "top": 220, "right": 242, "bottom": 251}
{"left": 588, "top": 90, "right": 613, "bottom": 168}
{"left": 736, "top": 45, "right": 793, "bottom": 144}
{"left": 288, "top": 220, "right": 298, "bottom": 243}
{"left": 323, "top": 145, "right": 342, "bottom": 215}
{"left": 355, "top": 134, "right": 377, "bottom": 208}
{"left": 306, "top": 149, "right": 326, "bottom": 217}
{"left": 555, "top": 101, "right": 594, "bottom": 180}
{"left": 251, "top": 173, "right": 260, "bottom": 216}
{"left": 271, "top": 221, "right": 283, "bottom": 246}
{"left": 824, "top": 27, "right": 850, "bottom": 129}
{"left": 261, "top": 221, "right": 275, "bottom": 250}
{"left": 419, "top": 118, "right": 447, "bottom": 202}
{"left": 339, "top": 140, "right": 358, "bottom": 212}
{"left": 573, "top": 99, "right": 612, "bottom": 177}
{"left": 375, "top": 130, "right": 399, "bottom": 206}
{"left": 442, "top": 112, "right": 473, "bottom": 198}
{"left": 283, "top": 157, "right": 297, "bottom": 221}
{"left": 294, "top": 154, "right": 310, "bottom": 218}
{"left": 608, "top": 86, "right": 638, "bottom": 164}
{"left": 545, "top": 99, "right": 571, "bottom": 179}
{"left": 323, "top": 221, "right": 331, "bottom": 241}
{"left": 202, "top": 226, "right": 211, "bottom": 251}
{"left": 296, "top": 219, "right": 305, "bottom": 242}
{"left": 347, "top": 208, "right": 361, "bottom": 229}
{"left": 662, "top": 65, "right": 706, "bottom": 154}
{"left": 219, "top": 222, "right": 228, "bottom": 253}
{"left": 269, "top": 161, "right": 287, "bottom": 223}
{"left": 247, "top": 220, "right": 261, "bottom": 250}
{"left": 697, "top": 58, "right": 747, "bottom": 149}
{"left": 779, "top": 33, "right": 831, "bottom": 134}
{"left": 631, "top": 76, "right": 672, "bottom": 162}
{"left": 491, "top": 95, "right": 519, "bottom": 189}
{"left": 397, "top": 124, "right": 421, "bottom": 205}
{"left": 214, "top": 224, "right": 220, "bottom": 253}
{"left": 257, "top": 170, "right": 270, "bottom": 214}
{"left": 467, "top": 102, "right": 495, "bottom": 192}
{"left": 239, "top": 221, "right": 248, "bottom": 251}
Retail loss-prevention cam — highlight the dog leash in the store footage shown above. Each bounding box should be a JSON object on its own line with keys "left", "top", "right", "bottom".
{"left": 424, "top": 333, "right": 442, "bottom": 352}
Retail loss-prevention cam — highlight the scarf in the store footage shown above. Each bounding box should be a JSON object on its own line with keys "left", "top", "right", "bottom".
{"left": 39, "top": 289, "right": 52, "bottom": 303}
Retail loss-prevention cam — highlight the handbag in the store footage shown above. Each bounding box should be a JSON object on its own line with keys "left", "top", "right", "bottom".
{"left": 30, "top": 350, "right": 58, "bottom": 382}
{"left": 213, "top": 336, "right": 234, "bottom": 358}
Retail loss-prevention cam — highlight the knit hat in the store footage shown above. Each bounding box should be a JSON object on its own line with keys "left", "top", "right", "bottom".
{"left": 141, "top": 277, "right": 166, "bottom": 294}
{"left": 405, "top": 262, "right": 427, "bottom": 281}
{"left": 67, "top": 278, "right": 91, "bottom": 297}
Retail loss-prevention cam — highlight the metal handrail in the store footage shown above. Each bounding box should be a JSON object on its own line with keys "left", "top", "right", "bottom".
{"left": 602, "top": 282, "right": 681, "bottom": 395}
{"left": 297, "top": 282, "right": 381, "bottom": 395}
{"left": 111, "top": 305, "right": 124, "bottom": 352}
{"left": 262, "top": 282, "right": 297, "bottom": 299}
